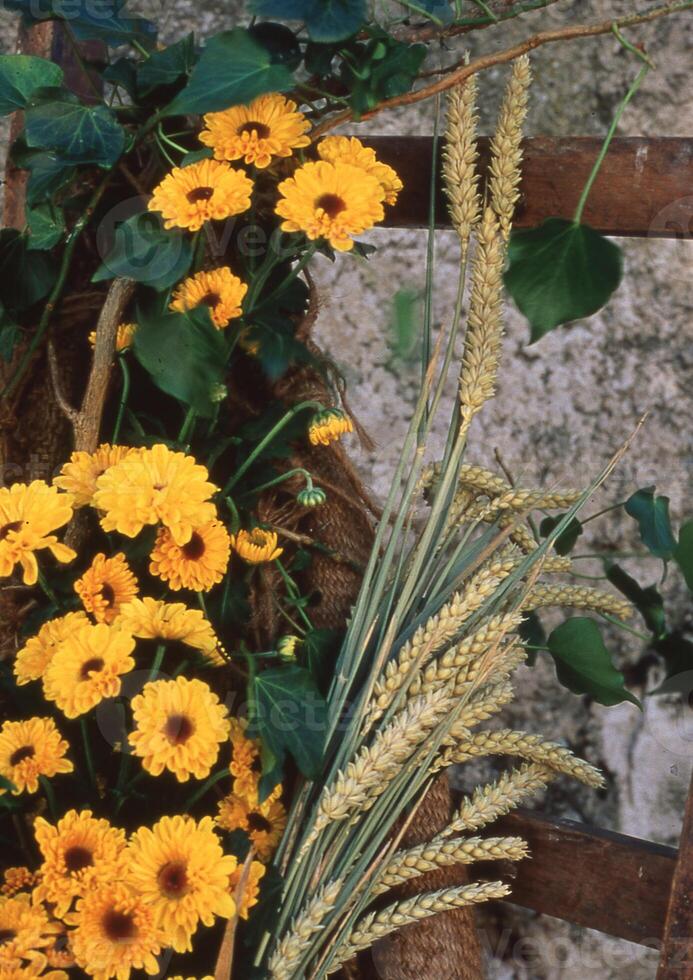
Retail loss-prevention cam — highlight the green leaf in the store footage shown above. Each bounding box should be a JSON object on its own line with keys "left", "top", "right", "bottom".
{"left": 539, "top": 514, "right": 583, "bottom": 556}
{"left": 103, "top": 58, "right": 139, "bottom": 98}
{"left": 26, "top": 202, "right": 65, "bottom": 250}
{"left": 137, "top": 34, "right": 196, "bottom": 95}
{"left": 518, "top": 611, "right": 546, "bottom": 667}
{"left": 180, "top": 148, "right": 213, "bottom": 168}
{"left": 248, "top": 22, "right": 302, "bottom": 72}
{"left": 133, "top": 307, "right": 227, "bottom": 418}
{"left": 164, "top": 29, "right": 293, "bottom": 117}
{"left": 0, "top": 229, "right": 57, "bottom": 312}
{"left": 5, "top": 0, "right": 156, "bottom": 48}
{"left": 0, "top": 54, "right": 63, "bottom": 115}
{"left": 504, "top": 218, "right": 623, "bottom": 343}
{"left": 249, "top": 664, "right": 327, "bottom": 779}
{"left": 250, "top": 0, "right": 367, "bottom": 41}
{"left": 25, "top": 91, "right": 125, "bottom": 166}
{"left": 92, "top": 211, "right": 193, "bottom": 290}
{"left": 547, "top": 617, "right": 640, "bottom": 707}
{"left": 11, "top": 144, "right": 76, "bottom": 206}
{"left": 605, "top": 563, "right": 666, "bottom": 638}
{"left": 651, "top": 632, "right": 693, "bottom": 693}
{"left": 302, "top": 628, "right": 339, "bottom": 695}
{"left": 624, "top": 487, "right": 677, "bottom": 560}
{"left": 674, "top": 519, "right": 693, "bottom": 592}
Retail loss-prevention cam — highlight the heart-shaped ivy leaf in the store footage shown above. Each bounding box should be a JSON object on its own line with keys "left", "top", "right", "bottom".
{"left": 250, "top": 0, "right": 367, "bottom": 42}
{"left": 547, "top": 617, "right": 640, "bottom": 707}
{"left": 624, "top": 487, "right": 677, "bottom": 561}
{"left": 504, "top": 218, "right": 623, "bottom": 343}
{"left": 674, "top": 520, "right": 693, "bottom": 592}
{"left": 25, "top": 90, "right": 125, "bottom": 166}
{"left": 0, "top": 55, "right": 63, "bottom": 115}
{"left": 93, "top": 212, "right": 193, "bottom": 291}
{"left": 164, "top": 29, "right": 293, "bottom": 117}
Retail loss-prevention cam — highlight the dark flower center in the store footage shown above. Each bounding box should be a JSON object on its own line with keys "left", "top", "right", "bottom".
{"left": 64, "top": 845, "right": 94, "bottom": 873}
{"left": 237, "top": 121, "right": 271, "bottom": 139}
{"left": 247, "top": 812, "right": 272, "bottom": 834}
{"left": 315, "top": 193, "right": 346, "bottom": 218}
{"left": 182, "top": 532, "right": 206, "bottom": 560}
{"left": 0, "top": 521, "right": 22, "bottom": 540}
{"left": 0, "top": 930, "right": 17, "bottom": 944}
{"left": 163, "top": 714, "right": 194, "bottom": 745}
{"left": 199, "top": 292, "right": 220, "bottom": 309}
{"left": 101, "top": 583, "right": 116, "bottom": 607}
{"left": 157, "top": 861, "right": 189, "bottom": 898}
{"left": 80, "top": 657, "right": 105, "bottom": 680}
{"left": 102, "top": 909, "right": 136, "bottom": 942}
{"left": 9, "top": 745, "right": 34, "bottom": 766}
{"left": 186, "top": 186, "right": 214, "bottom": 204}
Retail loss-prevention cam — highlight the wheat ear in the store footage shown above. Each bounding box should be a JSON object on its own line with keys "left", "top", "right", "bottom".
{"left": 329, "top": 881, "right": 511, "bottom": 971}
{"left": 438, "top": 729, "right": 605, "bottom": 788}
{"left": 443, "top": 76, "right": 482, "bottom": 254}
{"left": 458, "top": 205, "right": 505, "bottom": 425}
{"left": 523, "top": 583, "right": 631, "bottom": 620}
{"left": 438, "top": 762, "right": 555, "bottom": 837}
{"left": 489, "top": 54, "right": 532, "bottom": 239}
{"left": 268, "top": 879, "right": 343, "bottom": 980}
{"left": 374, "top": 835, "right": 528, "bottom": 894}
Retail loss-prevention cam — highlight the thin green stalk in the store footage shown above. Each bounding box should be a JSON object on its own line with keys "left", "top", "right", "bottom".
{"left": 574, "top": 63, "right": 650, "bottom": 224}
{"left": 275, "top": 558, "right": 313, "bottom": 631}
{"left": 177, "top": 407, "right": 197, "bottom": 444}
{"left": 81, "top": 717, "right": 96, "bottom": 790}
{"left": 222, "top": 400, "right": 324, "bottom": 494}
{"left": 239, "top": 467, "right": 313, "bottom": 499}
{"left": 252, "top": 243, "right": 318, "bottom": 313}
{"left": 148, "top": 644, "right": 166, "bottom": 684}
{"left": 37, "top": 570, "right": 59, "bottom": 609}
{"left": 39, "top": 776, "right": 58, "bottom": 821}
{"left": 183, "top": 767, "right": 229, "bottom": 809}
{"left": 419, "top": 98, "right": 441, "bottom": 440}
{"left": 601, "top": 614, "right": 652, "bottom": 643}
{"left": 111, "top": 355, "right": 131, "bottom": 443}
{"left": 398, "top": 0, "right": 446, "bottom": 26}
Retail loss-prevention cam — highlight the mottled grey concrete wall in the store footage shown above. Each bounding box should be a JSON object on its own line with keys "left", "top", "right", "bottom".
{"left": 1, "top": 3, "right": 691, "bottom": 976}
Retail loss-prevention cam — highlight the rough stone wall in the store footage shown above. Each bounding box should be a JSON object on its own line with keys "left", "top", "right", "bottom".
{"left": 1, "top": 2, "right": 691, "bottom": 977}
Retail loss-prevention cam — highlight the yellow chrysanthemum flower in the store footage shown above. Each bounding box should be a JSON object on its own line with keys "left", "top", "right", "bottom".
{"left": 74, "top": 553, "right": 139, "bottom": 625}
{"left": 116, "top": 597, "right": 223, "bottom": 666}
{"left": 33, "top": 810, "right": 127, "bottom": 919}
{"left": 14, "top": 612, "right": 90, "bottom": 686}
{"left": 70, "top": 882, "right": 164, "bottom": 980}
{"left": 148, "top": 159, "right": 253, "bottom": 232}
{"left": 0, "top": 969, "right": 68, "bottom": 980}
{"left": 276, "top": 160, "right": 385, "bottom": 252}
{"left": 128, "top": 676, "right": 230, "bottom": 782}
{"left": 308, "top": 408, "right": 354, "bottom": 447}
{"left": 199, "top": 92, "right": 311, "bottom": 169}
{"left": 1, "top": 869, "right": 37, "bottom": 898}
{"left": 228, "top": 860, "right": 265, "bottom": 920}
{"left": 88, "top": 323, "right": 136, "bottom": 353}
{"left": 54, "top": 444, "right": 134, "bottom": 509}
{"left": 43, "top": 623, "right": 135, "bottom": 719}
{"left": 216, "top": 791, "right": 286, "bottom": 862}
{"left": 127, "top": 815, "right": 237, "bottom": 953}
{"left": 169, "top": 267, "right": 247, "bottom": 329}
{"left": 0, "top": 893, "right": 59, "bottom": 971}
{"left": 0, "top": 482, "right": 75, "bottom": 586}
{"left": 44, "top": 924, "right": 75, "bottom": 971}
{"left": 0, "top": 718, "right": 73, "bottom": 795}
{"left": 93, "top": 444, "right": 218, "bottom": 547}
{"left": 318, "top": 135, "right": 402, "bottom": 205}
{"left": 149, "top": 521, "right": 230, "bottom": 593}
{"left": 230, "top": 528, "right": 283, "bottom": 564}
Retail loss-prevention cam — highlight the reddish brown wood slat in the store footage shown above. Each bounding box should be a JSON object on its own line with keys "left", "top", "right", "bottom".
{"left": 364, "top": 135, "right": 693, "bottom": 238}
{"left": 657, "top": 771, "right": 693, "bottom": 979}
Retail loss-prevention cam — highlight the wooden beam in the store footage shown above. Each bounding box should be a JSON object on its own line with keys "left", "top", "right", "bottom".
{"left": 657, "top": 770, "right": 693, "bottom": 978}
{"left": 363, "top": 136, "right": 693, "bottom": 239}
{"left": 490, "top": 810, "right": 676, "bottom": 947}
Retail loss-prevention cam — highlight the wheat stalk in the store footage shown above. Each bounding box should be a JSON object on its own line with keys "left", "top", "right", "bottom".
{"left": 489, "top": 54, "right": 532, "bottom": 239}
{"left": 442, "top": 76, "right": 482, "bottom": 254}
{"left": 438, "top": 762, "right": 556, "bottom": 837}
{"left": 523, "top": 584, "right": 631, "bottom": 620}
{"left": 268, "top": 880, "right": 343, "bottom": 980}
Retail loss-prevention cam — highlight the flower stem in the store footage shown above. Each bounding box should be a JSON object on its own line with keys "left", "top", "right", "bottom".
{"left": 252, "top": 243, "right": 318, "bottom": 313}
{"left": 80, "top": 717, "right": 96, "bottom": 790}
{"left": 177, "top": 407, "right": 197, "bottom": 445}
{"left": 239, "top": 467, "right": 313, "bottom": 499}
{"left": 574, "top": 62, "right": 649, "bottom": 224}
{"left": 148, "top": 644, "right": 167, "bottom": 684}
{"left": 183, "top": 767, "right": 229, "bottom": 809}
{"left": 39, "top": 776, "right": 58, "bottom": 820}
{"left": 111, "top": 356, "right": 131, "bottom": 443}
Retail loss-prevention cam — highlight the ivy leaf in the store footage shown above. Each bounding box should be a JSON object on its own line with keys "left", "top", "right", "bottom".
{"left": 674, "top": 519, "right": 693, "bottom": 592}
{"left": 0, "top": 54, "right": 63, "bottom": 115}
{"left": 539, "top": 514, "right": 583, "bottom": 556}
{"left": 93, "top": 212, "right": 193, "bottom": 290}
{"left": 248, "top": 22, "right": 302, "bottom": 72}
{"left": 25, "top": 90, "right": 125, "bottom": 166}
{"left": 624, "top": 487, "right": 677, "bottom": 560}
{"left": 103, "top": 58, "right": 139, "bottom": 98}
{"left": 11, "top": 143, "right": 76, "bottom": 206}
{"left": 504, "top": 218, "right": 623, "bottom": 343}
{"left": 5, "top": 0, "right": 156, "bottom": 48}
{"left": 604, "top": 563, "right": 667, "bottom": 638}
{"left": 137, "top": 34, "right": 197, "bottom": 95}
{"left": 26, "top": 202, "right": 65, "bottom": 250}
{"left": 250, "top": 0, "right": 367, "bottom": 41}
{"left": 0, "top": 230, "right": 57, "bottom": 312}
{"left": 133, "top": 307, "right": 227, "bottom": 418}
{"left": 302, "top": 628, "right": 340, "bottom": 695}
{"left": 518, "top": 611, "right": 546, "bottom": 667}
{"left": 651, "top": 632, "right": 693, "bottom": 693}
{"left": 249, "top": 664, "right": 327, "bottom": 779}
{"left": 164, "top": 29, "right": 293, "bottom": 117}
{"left": 547, "top": 617, "right": 640, "bottom": 707}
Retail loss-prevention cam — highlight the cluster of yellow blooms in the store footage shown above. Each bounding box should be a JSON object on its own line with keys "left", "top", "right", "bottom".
{"left": 148, "top": 92, "right": 401, "bottom": 256}
{"left": 0, "top": 803, "right": 268, "bottom": 980}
